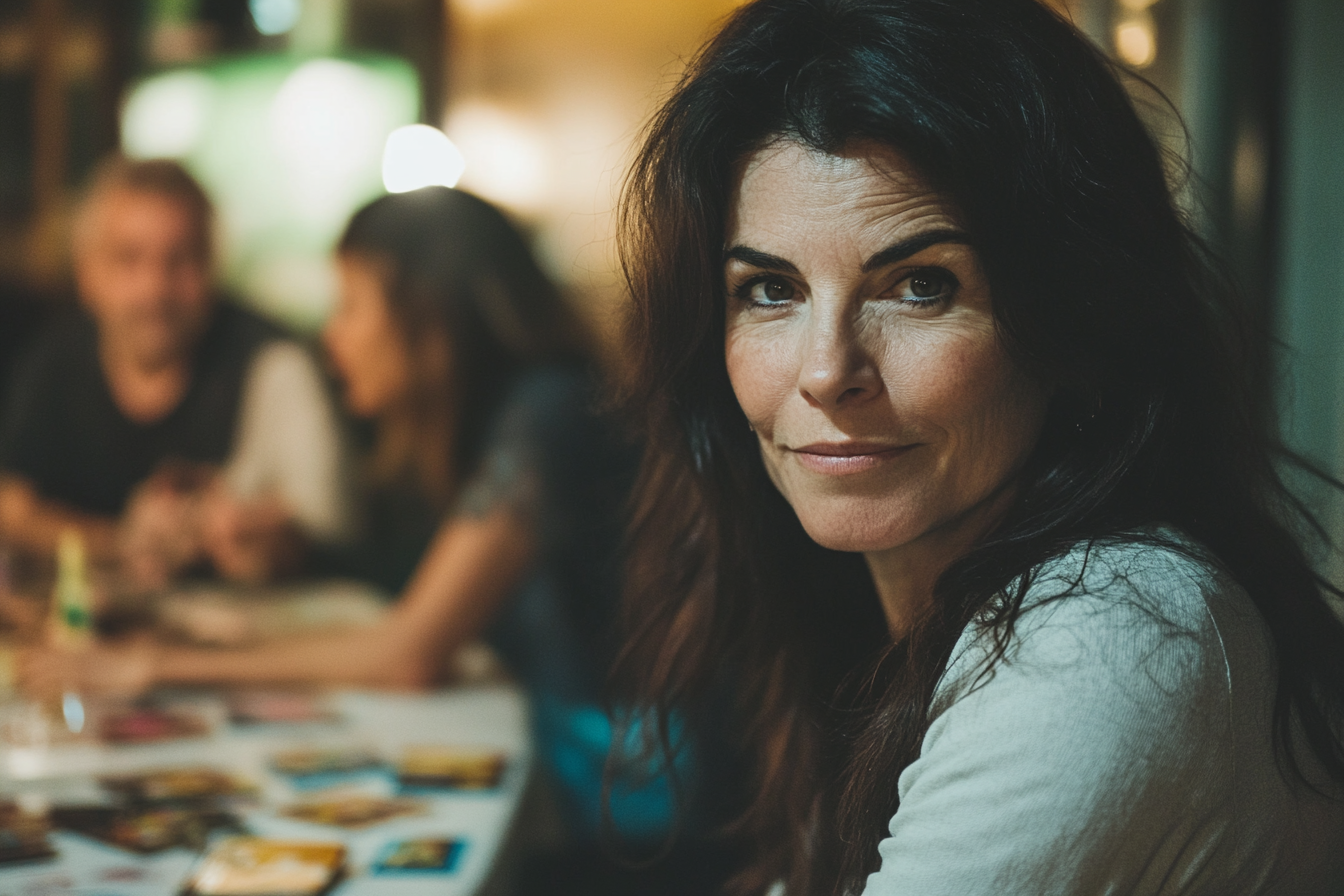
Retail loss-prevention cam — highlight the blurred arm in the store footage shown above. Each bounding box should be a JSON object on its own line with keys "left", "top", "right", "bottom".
{"left": 0, "top": 474, "right": 119, "bottom": 561}
{"left": 149, "top": 505, "right": 533, "bottom": 689}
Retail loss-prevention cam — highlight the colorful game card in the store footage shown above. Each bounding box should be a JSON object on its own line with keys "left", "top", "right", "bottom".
{"left": 278, "top": 795, "right": 426, "bottom": 830}
{"left": 269, "top": 748, "right": 382, "bottom": 778}
{"left": 51, "top": 806, "right": 241, "bottom": 854}
{"left": 184, "top": 837, "right": 345, "bottom": 896}
{"left": 396, "top": 746, "right": 505, "bottom": 791}
{"left": 99, "top": 768, "right": 255, "bottom": 804}
{"left": 370, "top": 838, "right": 464, "bottom": 875}
{"left": 0, "top": 801, "right": 56, "bottom": 865}
{"left": 98, "top": 706, "right": 210, "bottom": 744}
{"left": 227, "top": 692, "right": 339, "bottom": 727}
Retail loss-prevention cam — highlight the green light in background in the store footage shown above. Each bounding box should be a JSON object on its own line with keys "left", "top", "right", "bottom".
{"left": 122, "top": 53, "right": 420, "bottom": 331}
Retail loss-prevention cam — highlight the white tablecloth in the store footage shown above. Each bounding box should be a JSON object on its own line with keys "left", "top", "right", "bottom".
{"left": 0, "top": 684, "right": 533, "bottom": 896}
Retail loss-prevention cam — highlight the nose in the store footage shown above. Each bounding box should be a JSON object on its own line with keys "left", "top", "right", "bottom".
{"left": 796, "top": 301, "right": 882, "bottom": 409}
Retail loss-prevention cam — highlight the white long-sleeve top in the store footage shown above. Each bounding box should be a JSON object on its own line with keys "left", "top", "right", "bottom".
{"left": 862, "top": 533, "right": 1344, "bottom": 896}
{"left": 223, "top": 340, "right": 356, "bottom": 544}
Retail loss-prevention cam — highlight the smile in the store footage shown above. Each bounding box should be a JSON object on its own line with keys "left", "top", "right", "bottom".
{"left": 788, "top": 442, "right": 916, "bottom": 475}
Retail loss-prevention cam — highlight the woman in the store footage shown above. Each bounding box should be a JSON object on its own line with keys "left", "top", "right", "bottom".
{"left": 614, "top": 1, "right": 1344, "bottom": 894}
{"left": 22, "top": 187, "right": 645, "bottom": 837}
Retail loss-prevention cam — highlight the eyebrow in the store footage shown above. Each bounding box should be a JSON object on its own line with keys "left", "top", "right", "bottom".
{"left": 723, "top": 227, "right": 971, "bottom": 274}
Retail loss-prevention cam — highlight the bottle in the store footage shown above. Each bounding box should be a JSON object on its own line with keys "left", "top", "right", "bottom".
{"left": 48, "top": 529, "right": 93, "bottom": 650}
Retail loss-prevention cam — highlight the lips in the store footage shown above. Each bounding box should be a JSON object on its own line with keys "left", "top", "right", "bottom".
{"left": 789, "top": 441, "right": 915, "bottom": 474}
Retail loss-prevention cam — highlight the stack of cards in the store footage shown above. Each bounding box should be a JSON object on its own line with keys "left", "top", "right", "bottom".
{"left": 0, "top": 801, "right": 56, "bottom": 865}
{"left": 183, "top": 837, "right": 345, "bottom": 896}
{"left": 269, "top": 748, "right": 382, "bottom": 788}
{"left": 397, "top": 746, "right": 506, "bottom": 791}
{"left": 279, "top": 795, "right": 426, "bottom": 830}
{"left": 99, "top": 768, "right": 255, "bottom": 805}
{"left": 50, "top": 806, "right": 240, "bottom": 854}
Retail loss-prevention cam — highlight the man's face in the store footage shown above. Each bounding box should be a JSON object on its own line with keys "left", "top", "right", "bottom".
{"left": 75, "top": 188, "right": 213, "bottom": 369}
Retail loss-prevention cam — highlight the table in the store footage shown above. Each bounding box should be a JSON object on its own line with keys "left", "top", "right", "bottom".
{"left": 0, "top": 684, "right": 533, "bottom": 896}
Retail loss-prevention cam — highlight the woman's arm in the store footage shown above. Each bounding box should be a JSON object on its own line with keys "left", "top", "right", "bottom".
{"left": 19, "top": 504, "right": 536, "bottom": 695}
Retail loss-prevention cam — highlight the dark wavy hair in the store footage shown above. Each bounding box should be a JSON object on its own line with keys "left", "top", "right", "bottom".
{"left": 613, "top": 1, "right": 1344, "bottom": 893}
{"left": 337, "top": 187, "right": 587, "bottom": 503}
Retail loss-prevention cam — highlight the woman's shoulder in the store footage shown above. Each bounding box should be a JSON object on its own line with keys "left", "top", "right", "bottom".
{"left": 932, "top": 529, "right": 1270, "bottom": 769}
{"left": 873, "top": 532, "right": 1344, "bottom": 895}
{"left": 972, "top": 529, "right": 1257, "bottom": 675}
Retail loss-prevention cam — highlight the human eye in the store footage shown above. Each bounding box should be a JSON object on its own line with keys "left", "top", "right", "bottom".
{"left": 891, "top": 267, "right": 958, "bottom": 307}
{"left": 731, "top": 275, "right": 799, "bottom": 309}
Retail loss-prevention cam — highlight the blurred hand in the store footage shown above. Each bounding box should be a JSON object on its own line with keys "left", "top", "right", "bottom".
{"left": 119, "top": 466, "right": 212, "bottom": 591}
{"left": 199, "top": 485, "right": 304, "bottom": 584}
{"left": 17, "top": 637, "right": 157, "bottom": 699}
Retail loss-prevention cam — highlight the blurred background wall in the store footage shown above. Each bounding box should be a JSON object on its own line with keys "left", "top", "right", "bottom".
{"left": 1, "top": 0, "right": 1342, "bottom": 561}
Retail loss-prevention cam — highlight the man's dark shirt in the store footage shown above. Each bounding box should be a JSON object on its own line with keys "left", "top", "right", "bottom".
{"left": 0, "top": 303, "right": 281, "bottom": 516}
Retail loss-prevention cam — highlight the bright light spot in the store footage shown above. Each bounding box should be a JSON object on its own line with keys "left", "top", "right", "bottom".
{"left": 122, "top": 71, "right": 214, "bottom": 158}
{"left": 454, "top": 0, "right": 519, "bottom": 18}
{"left": 61, "top": 692, "right": 84, "bottom": 734}
{"left": 1115, "top": 19, "right": 1157, "bottom": 68}
{"left": 382, "top": 125, "right": 466, "bottom": 192}
{"left": 1118, "top": 0, "right": 1159, "bottom": 10}
{"left": 445, "top": 103, "right": 550, "bottom": 211}
{"left": 270, "top": 59, "right": 387, "bottom": 179}
{"left": 250, "top": 0, "right": 301, "bottom": 35}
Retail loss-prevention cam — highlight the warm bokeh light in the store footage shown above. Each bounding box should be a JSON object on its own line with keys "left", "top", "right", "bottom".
{"left": 249, "top": 0, "right": 301, "bottom": 36}
{"left": 1115, "top": 19, "right": 1157, "bottom": 68}
{"left": 382, "top": 125, "right": 467, "bottom": 193}
{"left": 453, "top": 0, "right": 522, "bottom": 19}
{"left": 1117, "top": 0, "right": 1160, "bottom": 10}
{"left": 122, "top": 71, "right": 214, "bottom": 159}
{"left": 444, "top": 103, "right": 550, "bottom": 212}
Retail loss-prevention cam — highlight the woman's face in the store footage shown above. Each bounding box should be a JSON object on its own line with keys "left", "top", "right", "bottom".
{"left": 324, "top": 254, "right": 414, "bottom": 418}
{"left": 723, "top": 140, "right": 1049, "bottom": 556}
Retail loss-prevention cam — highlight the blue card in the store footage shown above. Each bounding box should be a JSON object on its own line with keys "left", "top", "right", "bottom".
{"left": 370, "top": 838, "right": 464, "bottom": 874}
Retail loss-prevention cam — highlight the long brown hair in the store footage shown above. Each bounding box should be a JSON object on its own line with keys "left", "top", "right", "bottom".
{"left": 613, "top": 1, "right": 1344, "bottom": 894}
{"left": 337, "top": 187, "right": 587, "bottom": 505}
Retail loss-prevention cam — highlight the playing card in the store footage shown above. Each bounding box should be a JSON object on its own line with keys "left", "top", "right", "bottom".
{"left": 99, "top": 768, "right": 254, "bottom": 804}
{"left": 0, "top": 801, "right": 55, "bottom": 865}
{"left": 396, "top": 746, "right": 505, "bottom": 791}
{"left": 50, "top": 806, "right": 241, "bottom": 854}
{"left": 369, "top": 838, "right": 464, "bottom": 874}
{"left": 184, "top": 837, "right": 345, "bottom": 896}
{"left": 278, "top": 795, "right": 426, "bottom": 830}
{"left": 98, "top": 706, "right": 210, "bottom": 744}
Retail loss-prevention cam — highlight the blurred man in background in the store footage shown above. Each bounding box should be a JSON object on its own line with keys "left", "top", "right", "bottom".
{"left": 0, "top": 156, "right": 353, "bottom": 588}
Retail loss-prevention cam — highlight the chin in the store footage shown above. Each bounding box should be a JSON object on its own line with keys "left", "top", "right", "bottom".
{"left": 791, "top": 500, "right": 922, "bottom": 554}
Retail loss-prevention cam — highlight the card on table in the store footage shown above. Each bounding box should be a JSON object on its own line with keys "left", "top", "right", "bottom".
{"left": 278, "top": 795, "right": 426, "bottom": 830}
{"left": 0, "top": 801, "right": 56, "bottom": 865}
{"left": 227, "top": 692, "right": 339, "bottom": 727}
{"left": 98, "top": 706, "right": 210, "bottom": 744}
{"left": 370, "top": 838, "right": 465, "bottom": 875}
{"left": 396, "top": 746, "right": 506, "bottom": 791}
{"left": 269, "top": 747, "right": 382, "bottom": 779}
{"left": 99, "top": 768, "right": 255, "bottom": 805}
{"left": 184, "top": 837, "right": 345, "bottom": 896}
{"left": 50, "top": 806, "right": 241, "bottom": 854}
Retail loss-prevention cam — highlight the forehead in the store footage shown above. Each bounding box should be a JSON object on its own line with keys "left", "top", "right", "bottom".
{"left": 726, "top": 139, "right": 959, "bottom": 254}
{"left": 88, "top": 188, "right": 203, "bottom": 243}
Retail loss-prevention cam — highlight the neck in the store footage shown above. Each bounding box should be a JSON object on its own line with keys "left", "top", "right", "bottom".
{"left": 864, "top": 486, "right": 1017, "bottom": 638}
{"left": 100, "top": 341, "right": 191, "bottom": 424}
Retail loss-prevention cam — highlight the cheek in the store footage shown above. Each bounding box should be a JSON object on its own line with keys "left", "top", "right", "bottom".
{"left": 889, "top": 330, "right": 1046, "bottom": 476}
{"left": 725, "top": 323, "right": 798, "bottom": 432}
